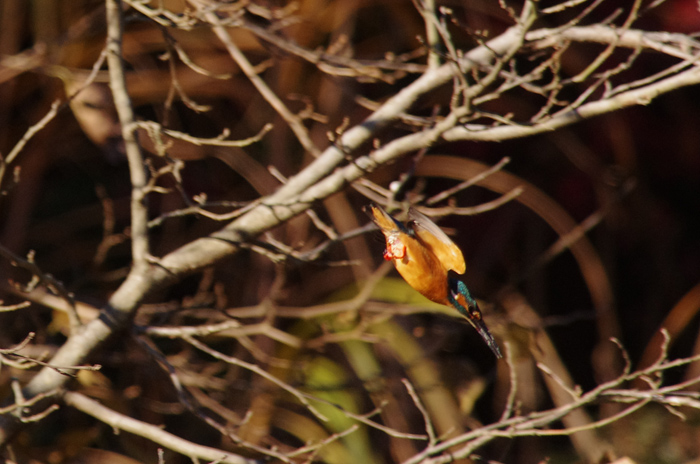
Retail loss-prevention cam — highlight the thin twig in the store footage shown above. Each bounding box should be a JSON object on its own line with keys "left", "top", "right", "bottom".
{"left": 136, "top": 120, "right": 273, "bottom": 148}
{"left": 402, "top": 378, "right": 437, "bottom": 446}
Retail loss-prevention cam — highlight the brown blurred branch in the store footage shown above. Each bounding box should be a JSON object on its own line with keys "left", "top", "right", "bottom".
{"left": 202, "top": 8, "right": 321, "bottom": 157}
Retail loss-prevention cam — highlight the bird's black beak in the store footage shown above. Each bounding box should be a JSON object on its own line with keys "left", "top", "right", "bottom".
{"left": 469, "top": 318, "right": 503, "bottom": 359}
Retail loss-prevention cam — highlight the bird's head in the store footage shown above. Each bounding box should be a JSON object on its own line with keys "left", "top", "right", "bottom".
{"left": 447, "top": 278, "right": 502, "bottom": 358}
{"left": 448, "top": 278, "right": 479, "bottom": 319}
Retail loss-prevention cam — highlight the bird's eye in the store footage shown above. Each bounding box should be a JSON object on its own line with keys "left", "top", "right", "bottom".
{"left": 448, "top": 279, "right": 459, "bottom": 297}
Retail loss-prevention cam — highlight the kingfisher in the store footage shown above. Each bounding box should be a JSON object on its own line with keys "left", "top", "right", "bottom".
{"left": 367, "top": 204, "right": 502, "bottom": 358}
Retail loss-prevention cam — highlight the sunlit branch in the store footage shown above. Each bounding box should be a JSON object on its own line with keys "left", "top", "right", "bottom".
{"left": 63, "top": 392, "right": 258, "bottom": 464}
{"left": 105, "top": 0, "right": 150, "bottom": 266}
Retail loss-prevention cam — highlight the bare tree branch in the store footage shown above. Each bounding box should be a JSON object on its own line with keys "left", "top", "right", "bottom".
{"left": 63, "top": 391, "right": 259, "bottom": 464}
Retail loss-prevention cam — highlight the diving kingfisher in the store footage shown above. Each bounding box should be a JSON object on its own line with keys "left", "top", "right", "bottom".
{"left": 367, "top": 204, "right": 502, "bottom": 358}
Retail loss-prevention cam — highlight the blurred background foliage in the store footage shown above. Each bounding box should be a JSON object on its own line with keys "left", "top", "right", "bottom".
{"left": 1, "top": 1, "right": 700, "bottom": 463}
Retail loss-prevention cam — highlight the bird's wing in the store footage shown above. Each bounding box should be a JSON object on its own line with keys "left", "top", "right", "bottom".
{"left": 408, "top": 208, "right": 466, "bottom": 274}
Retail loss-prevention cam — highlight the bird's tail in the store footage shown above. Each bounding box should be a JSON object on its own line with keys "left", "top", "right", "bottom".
{"left": 364, "top": 204, "right": 405, "bottom": 233}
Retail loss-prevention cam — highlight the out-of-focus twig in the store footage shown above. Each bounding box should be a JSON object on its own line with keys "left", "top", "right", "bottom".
{"left": 0, "top": 244, "right": 81, "bottom": 331}
{"left": 200, "top": 8, "right": 321, "bottom": 157}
